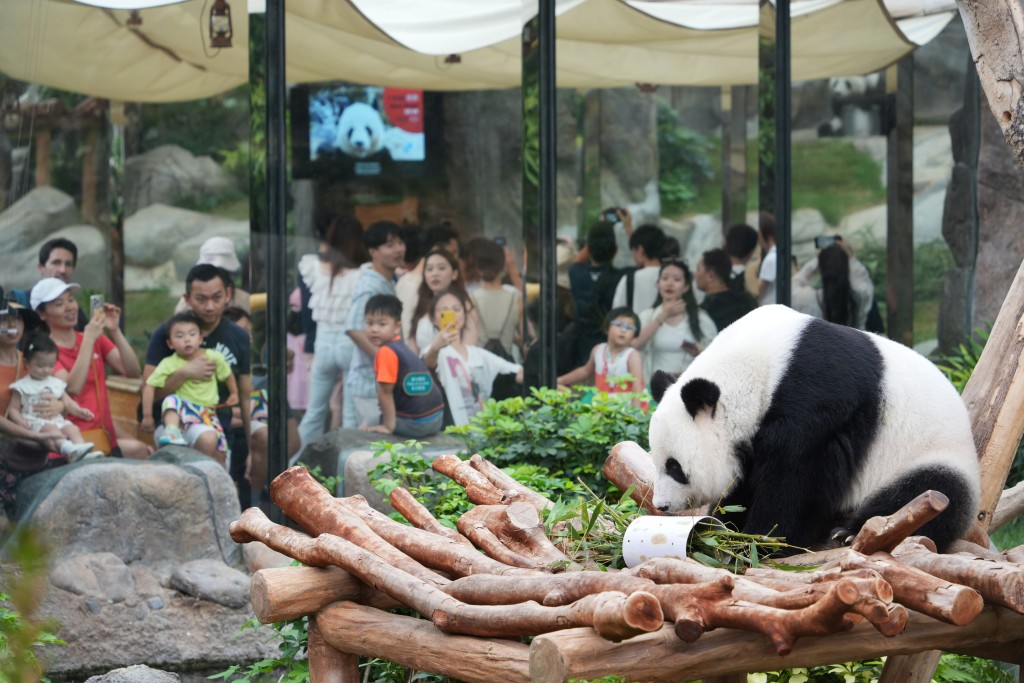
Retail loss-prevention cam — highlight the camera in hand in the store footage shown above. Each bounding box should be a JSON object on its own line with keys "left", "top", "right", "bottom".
{"left": 814, "top": 234, "right": 841, "bottom": 250}
{"left": 601, "top": 207, "right": 621, "bottom": 224}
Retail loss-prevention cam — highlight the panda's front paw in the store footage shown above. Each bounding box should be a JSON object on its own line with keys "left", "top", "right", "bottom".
{"left": 827, "top": 527, "right": 855, "bottom": 549}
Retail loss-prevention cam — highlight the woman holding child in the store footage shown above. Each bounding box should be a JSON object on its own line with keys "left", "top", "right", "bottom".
{"left": 632, "top": 260, "right": 717, "bottom": 380}
{"left": 31, "top": 278, "right": 152, "bottom": 460}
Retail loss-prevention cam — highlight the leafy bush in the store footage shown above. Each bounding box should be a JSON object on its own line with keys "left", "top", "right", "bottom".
{"left": 444, "top": 387, "right": 650, "bottom": 495}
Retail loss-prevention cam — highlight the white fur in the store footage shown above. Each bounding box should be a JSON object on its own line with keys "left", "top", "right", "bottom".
{"left": 649, "top": 305, "right": 979, "bottom": 519}
{"left": 335, "top": 102, "right": 385, "bottom": 159}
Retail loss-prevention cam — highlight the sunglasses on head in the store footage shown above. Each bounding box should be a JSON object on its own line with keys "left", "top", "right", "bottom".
{"left": 610, "top": 321, "right": 637, "bottom": 332}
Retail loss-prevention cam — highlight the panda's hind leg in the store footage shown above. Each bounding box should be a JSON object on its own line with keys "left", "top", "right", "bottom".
{"left": 834, "top": 465, "right": 975, "bottom": 553}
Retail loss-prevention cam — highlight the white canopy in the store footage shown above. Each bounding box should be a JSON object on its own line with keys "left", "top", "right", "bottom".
{"left": 0, "top": 0, "right": 955, "bottom": 102}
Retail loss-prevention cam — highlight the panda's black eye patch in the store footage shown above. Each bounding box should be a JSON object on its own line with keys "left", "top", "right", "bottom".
{"left": 665, "top": 458, "right": 689, "bottom": 485}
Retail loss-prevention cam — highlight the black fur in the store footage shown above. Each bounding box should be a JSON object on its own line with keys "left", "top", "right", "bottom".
{"left": 680, "top": 378, "right": 720, "bottom": 419}
{"left": 717, "top": 319, "right": 886, "bottom": 552}
{"left": 650, "top": 370, "right": 678, "bottom": 404}
{"left": 665, "top": 458, "right": 689, "bottom": 486}
{"left": 831, "top": 466, "right": 973, "bottom": 552}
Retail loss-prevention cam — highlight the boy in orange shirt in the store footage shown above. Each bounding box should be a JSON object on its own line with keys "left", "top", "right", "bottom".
{"left": 360, "top": 295, "right": 445, "bottom": 437}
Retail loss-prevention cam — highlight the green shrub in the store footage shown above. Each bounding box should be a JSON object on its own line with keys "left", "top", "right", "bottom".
{"left": 444, "top": 387, "right": 650, "bottom": 495}
{"left": 657, "top": 99, "right": 714, "bottom": 216}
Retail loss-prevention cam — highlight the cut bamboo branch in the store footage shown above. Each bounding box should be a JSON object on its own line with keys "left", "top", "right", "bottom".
{"left": 457, "top": 502, "right": 580, "bottom": 570}
{"left": 337, "top": 494, "right": 543, "bottom": 577}
{"left": 844, "top": 551, "right": 985, "bottom": 626}
{"left": 432, "top": 454, "right": 517, "bottom": 505}
{"left": 250, "top": 566, "right": 400, "bottom": 624}
{"left": 468, "top": 453, "right": 554, "bottom": 512}
{"left": 528, "top": 607, "right": 1024, "bottom": 683}
{"left": 389, "top": 486, "right": 475, "bottom": 548}
{"left": 850, "top": 490, "right": 949, "bottom": 555}
{"left": 993, "top": 479, "right": 1024, "bottom": 531}
{"left": 230, "top": 507, "right": 329, "bottom": 567}
{"left": 601, "top": 440, "right": 660, "bottom": 514}
{"left": 893, "top": 537, "right": 1024, "bottom": 613}
{"left": 317, "top": 601, "right": 531, "bottom": 683}
{"left": 270, "top": 467, "right": 446, "bottom": 586}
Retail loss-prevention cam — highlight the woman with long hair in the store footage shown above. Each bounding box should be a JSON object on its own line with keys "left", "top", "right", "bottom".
{"left": 793, "top": 239, "right": 876, "bottom": 330}
{"left": 408, "top": 248, "right": 479, "bottom": 368}
{"left": 632, "top": 260, "right": 717, "bottom": 380}
{"left": 297, "top": 215, "right": 367, "bottom": 449}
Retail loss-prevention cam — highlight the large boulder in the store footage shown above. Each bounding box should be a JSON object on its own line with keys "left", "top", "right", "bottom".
{"left": 0, "top": 224, "right": 107, "bottom": 292}
{"left": 10, "top": 449, "right": 274, "bottom": 676}
{"left": 123, "top": 203, "right": 248, "bottom": 275}
{"left": 124, "top": 145, "right": 235, "bottom": 215}
{"left": 0, "top": 186, "right": 79, "bottom": 256}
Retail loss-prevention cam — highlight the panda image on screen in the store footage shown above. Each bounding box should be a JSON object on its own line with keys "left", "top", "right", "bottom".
{"left": 817, "top": 72, "right": 885, "bottom": 138}
{"left": 648, "top": 305, "right": 980, "bottom": 554}
{"left": 335, "top": 101, "right": 386, "bottom": 159}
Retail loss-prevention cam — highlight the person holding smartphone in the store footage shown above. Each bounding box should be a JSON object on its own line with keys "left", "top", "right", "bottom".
{"left": 631, "top": 260, "right": 717, "bottom": 382}
{"left": 408, "top": 248, "right": 479, "bottom": 367}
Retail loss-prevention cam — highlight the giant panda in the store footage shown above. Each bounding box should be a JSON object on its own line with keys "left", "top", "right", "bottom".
{"left": 648, "top": 304, "right": 980, "bottom": 553}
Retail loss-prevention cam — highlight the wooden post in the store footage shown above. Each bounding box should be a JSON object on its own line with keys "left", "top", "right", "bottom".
{"left": 80, "top": 123, "right": 98, "bottom": 224}
{"left": 34, "top": 127, "right": 51, "bottom": 187}
{"left": 309, "top": 616, "right": 360, "bottom": 683}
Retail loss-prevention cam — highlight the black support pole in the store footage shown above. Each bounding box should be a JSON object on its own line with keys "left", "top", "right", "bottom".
{"left": 538, "top": 0, "right": 557, "bottom": 388}
{"left": 774, "top": 0, "right": 791, "bottom": 307}
{"left": 265, "top": 0, "right": 288, "bottom": 523}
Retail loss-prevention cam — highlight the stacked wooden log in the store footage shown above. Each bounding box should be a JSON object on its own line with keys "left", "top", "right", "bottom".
{"left": 228, "top": 441, "right": 1024, "bottom": 682}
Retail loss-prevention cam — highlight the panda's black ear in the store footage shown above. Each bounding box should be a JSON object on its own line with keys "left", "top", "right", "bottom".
{"left": 650, "top": 371, "right": 678, "bottom": 404}
{"left": 680, "top": 378, "right": 721, "bottom": 419}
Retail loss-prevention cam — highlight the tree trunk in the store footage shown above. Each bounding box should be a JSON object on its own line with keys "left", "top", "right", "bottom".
{"left": 955, "top": 0, "right": 1024, "bottom": 167}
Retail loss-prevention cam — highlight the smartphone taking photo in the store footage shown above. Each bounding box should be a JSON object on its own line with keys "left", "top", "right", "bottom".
{"left": 89, "top": 294, "right": 105, "bottom": 318}
{"left": 814, "top": 235, "right": 840, "bottom": 250}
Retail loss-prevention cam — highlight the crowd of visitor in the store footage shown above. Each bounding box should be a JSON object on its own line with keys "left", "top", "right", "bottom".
{"left": 0, "top": 209, "right": 879, "bottom": 514}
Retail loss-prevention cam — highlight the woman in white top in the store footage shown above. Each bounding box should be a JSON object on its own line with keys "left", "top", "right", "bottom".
{"left": 633, "top": 260, "right": 717, "bottom": 380}
{"left": 297, "top": 216, "right": 366, "bottom": 449}
{"left": 792, "top": 240, "right": 875, "bottom": 331}
{"left": 431, "top": 290, "right": 522, "bottom": 427}
{"left": 408, "top": 248, "right": 478, "bottom": 368}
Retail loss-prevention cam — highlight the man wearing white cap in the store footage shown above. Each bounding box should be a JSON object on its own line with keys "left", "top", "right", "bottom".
{"left": 174, "top": 237, "right": 250, "bottom": 314}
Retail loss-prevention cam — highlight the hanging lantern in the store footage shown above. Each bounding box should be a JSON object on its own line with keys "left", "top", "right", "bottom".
{"left": 209, "top": 0, "right": 232, "bottom": 48}
{"left": 127, "top": 9, "right": 142, "bottom": 26}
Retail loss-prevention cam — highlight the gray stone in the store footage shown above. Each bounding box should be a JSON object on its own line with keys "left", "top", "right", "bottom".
{"left": 0, "top": 224, "right": 107, "bottom": 292}
{"left": 85, "top": 599, "right": 101, "bottom": 614}
{"left": 16, "top": 457, "right": 240, "bottom": 571}
{"left": 147, "top": 596, "right": 165, "bottom": 610}
{"left": 123, "top": 144, "right": 235, "bottom": 215}
{"left": 85, "top": 664, "right": 180, "bottom": 682}
{"left": 169, "top": 559, "right": 250, "bottom": 609}
{"left": 124, "top": 203, "right": 248, "bottom": 272}
{"left": 50, "top": 552, "right": 135, "bottom": 603}
{"left": 0, "top": 186, "right": 79, "bottom": 256}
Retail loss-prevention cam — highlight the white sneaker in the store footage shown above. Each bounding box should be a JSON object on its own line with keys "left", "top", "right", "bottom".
{"left": 61, "top": 441, "right": 96, "bottom": 462}
{"left": 82, "top": 451, "right": 105, "bottom": 461}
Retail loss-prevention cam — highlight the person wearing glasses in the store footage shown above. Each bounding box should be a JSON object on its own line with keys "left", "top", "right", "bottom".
{"left": 558, "top": 307, "right": 645, "bottom": 395}
{"left": 631, "top": 260, "right": 717, "bottom": 381}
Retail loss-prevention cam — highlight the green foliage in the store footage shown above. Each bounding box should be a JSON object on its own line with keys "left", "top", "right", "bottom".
{"left": 936, "top": 326, "right": 990, "bottom": 394}
{"left": 445, "top": 387, "right": 650, "bottom": 495}
{"left": 751, "top": 653, "right": 1014, "bottom": 683}
{"left": 141, "top": 86, "right": 250, "bottom": 157}
{"left": 0, "top": 526, "right": 65, "bottom": 682}
{"left": 370, "top": 440, "right": 581, "bottom": 529}
{"left": 544, "top": 485, "right": 640, "bottom": 570}
{"left": 656, "top": 100, "right": 714, "bottom": 216}
{"left": 209, "top": 617, "right": 308, "bottom": 683}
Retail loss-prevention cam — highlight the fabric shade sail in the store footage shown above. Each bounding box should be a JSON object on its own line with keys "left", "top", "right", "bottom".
{"left": 0, "top": 0, "right": 955, "bottom": 102}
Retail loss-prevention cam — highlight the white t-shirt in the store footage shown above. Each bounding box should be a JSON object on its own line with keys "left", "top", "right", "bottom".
{"left": 612, "top": 266, "right": 660, "bottom": 313}
{"left": 637, "top": 306, "right": 718, "bottom": 380}
{"left": 758, "top": 246, "right": 778, "bottom": 306}
{"left": 436, "top": 345, "right": 521, "bottom": 426}
{"left": 413, "top": 315, "right": 436, "bottom": 355}
{"left": 395, "top": 267, "right": 423, "bottom": 340}
{"left": 792, "top": 256, "right": 876, "bottom": 330}
{"left": 10, "top": 375, "right": 71, "bottom": 430}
